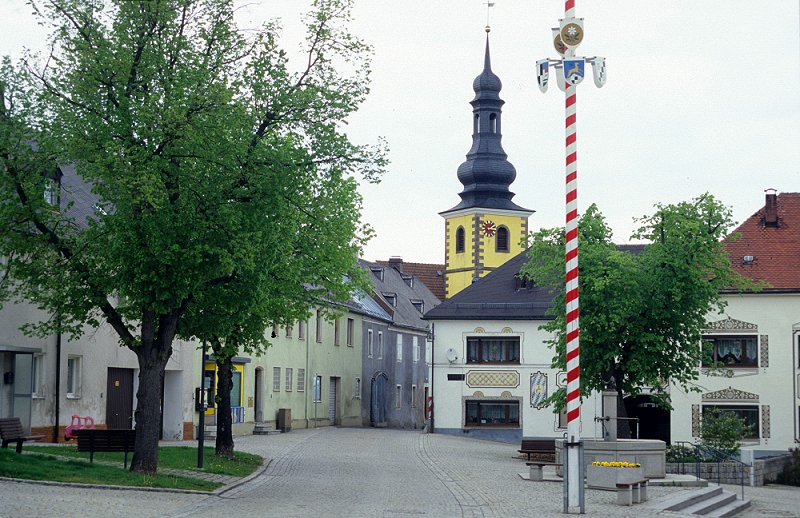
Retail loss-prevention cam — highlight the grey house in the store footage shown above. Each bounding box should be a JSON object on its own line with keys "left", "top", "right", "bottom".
{"left": 359, "top": 259, "right": 440, "bottom": 429}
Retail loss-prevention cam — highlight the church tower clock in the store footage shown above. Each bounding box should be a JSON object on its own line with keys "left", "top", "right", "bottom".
{"left": 441, "top": 35, "right": 533, "bottom": 299}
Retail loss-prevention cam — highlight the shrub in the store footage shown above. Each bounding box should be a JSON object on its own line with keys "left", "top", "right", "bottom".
{"left": 700, "top": 408, "right": 749, "bottom": 457}
{"left": 666, "top": 444, "right": 700, "bottom": 463}
{"left": 776, "top": 448, "right": 800, "bottom": 486}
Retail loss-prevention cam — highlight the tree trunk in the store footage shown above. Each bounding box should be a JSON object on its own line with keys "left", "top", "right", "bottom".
{"left": 215, "top": 354, "right": 235, "bottom": 458}
{"left": 130, "top": 350, "right": 169, "bottom": 474}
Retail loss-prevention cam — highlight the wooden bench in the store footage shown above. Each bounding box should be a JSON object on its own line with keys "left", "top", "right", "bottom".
{"left": 526, "top": 461, "right": 562, "bottom": 481}
{"left": 616, "top": 479, "right": 648, "bottom": 506}
{"left": 75, "top": 428, "right": 136, "bottom": 469}
{"left": 0, "top": 417, "right": 44, "bottom": 453}
{"left": 518, "top": 438, "right": 556, "bottom": 461}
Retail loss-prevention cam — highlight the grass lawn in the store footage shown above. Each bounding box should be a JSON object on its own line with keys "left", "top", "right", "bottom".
{"left": 0, "top": 448, "right": 219, "bottom": 491}
{"left": 23, "top": 445, "right": 263, "bottom": 477}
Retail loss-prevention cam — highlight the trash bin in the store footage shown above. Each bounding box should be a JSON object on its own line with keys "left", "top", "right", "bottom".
{"left": 277, "top": 408, "right": 292, "bottom": 432}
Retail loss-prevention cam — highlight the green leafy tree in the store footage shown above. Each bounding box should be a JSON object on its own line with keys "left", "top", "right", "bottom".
{"left": 521, "top": 196, "right": 756, "bottom": 435}
{"left": 699, "top": 408, "right": 749, "bottom": 457}
{"left": 0, "top": 0, "right": 384, "bottom": 473}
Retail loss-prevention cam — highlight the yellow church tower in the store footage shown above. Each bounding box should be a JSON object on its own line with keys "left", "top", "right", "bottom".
{"left": 441, "top": 35, "right": 533, "bottom": 299}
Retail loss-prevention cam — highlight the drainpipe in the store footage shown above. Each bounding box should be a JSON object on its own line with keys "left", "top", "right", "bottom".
{"left": 794, "top": 330, "right": 799, "bottom": 444}
{"left": 429, "top": 322, "right": 435, "bottom": 434}
{"left": 53, "top": 327, "right": 62, "bottom": 443}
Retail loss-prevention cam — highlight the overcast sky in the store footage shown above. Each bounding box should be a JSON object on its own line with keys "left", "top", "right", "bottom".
{"left": 2, "top": 1, "right": 799, "bottom": 264}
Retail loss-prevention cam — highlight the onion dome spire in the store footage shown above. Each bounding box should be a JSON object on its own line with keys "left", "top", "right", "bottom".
{"left": 443, "top": 34, "right": 529, "bottom": 214}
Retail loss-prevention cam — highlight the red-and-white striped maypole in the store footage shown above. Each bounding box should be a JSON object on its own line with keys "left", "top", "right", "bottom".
{"left": 563, "top": 0, "right": 582, "bottom": 512}
{"left": 536, "top": 0, "right": 606, "bottom": 512}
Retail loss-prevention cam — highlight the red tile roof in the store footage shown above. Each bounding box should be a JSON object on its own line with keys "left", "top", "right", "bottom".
{"left": 375, "top": 259, "right": 446, "bottom": 301}
{"left": 724, "top": 192, "right": 800, "bottom": 290}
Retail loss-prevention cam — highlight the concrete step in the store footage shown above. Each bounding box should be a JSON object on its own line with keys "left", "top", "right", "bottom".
{"left": 660, "top": 486, "right": 723, "bottom": 512}
{"left": 253, "top": 423, "right": 282, "bottom": 435}
{"left": 705, "top": 498, "right": 751, "bottom": 518}
{"left": 680, "top": 491, "right": 736, "bottom": 515}
{"left": 204, "top": 425, "right": 216, "bottom": 439}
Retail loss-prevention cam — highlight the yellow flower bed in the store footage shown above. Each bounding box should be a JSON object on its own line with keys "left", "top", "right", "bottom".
{"left": 591, "top": 461, "right": 641, "bottom": 468}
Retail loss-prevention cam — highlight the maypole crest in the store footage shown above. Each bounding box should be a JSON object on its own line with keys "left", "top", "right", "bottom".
{"left": 536, "top": 19, "right": 606, "bottom": 93}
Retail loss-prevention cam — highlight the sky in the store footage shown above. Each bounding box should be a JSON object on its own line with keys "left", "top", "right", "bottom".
{"left": 2, "top": 1, "right": 799, "bottom": 265}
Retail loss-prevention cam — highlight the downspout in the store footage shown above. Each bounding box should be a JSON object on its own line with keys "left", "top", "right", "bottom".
{"left": 430, "top": 322, "right": 435, "bottom": 434}
{"left": 53, "top": 327, "right": 62, "bottom": 443}
{"left": 794, "top": 330, "right": 799, "bottom": 444}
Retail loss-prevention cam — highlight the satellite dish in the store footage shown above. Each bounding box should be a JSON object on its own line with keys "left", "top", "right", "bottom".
{"left": 446, "top": 348, "right": 458, "bottom": 363}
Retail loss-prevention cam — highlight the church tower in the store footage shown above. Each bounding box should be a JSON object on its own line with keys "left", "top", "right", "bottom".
{"left": 441, "top": 35, "right": 533, "bottom": 299}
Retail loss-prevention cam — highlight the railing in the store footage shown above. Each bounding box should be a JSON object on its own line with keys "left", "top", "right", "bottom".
{"left": 674, "top": 441, "right": 748, "bottom": 500}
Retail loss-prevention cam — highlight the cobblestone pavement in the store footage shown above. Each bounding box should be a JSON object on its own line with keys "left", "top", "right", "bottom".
{"left": 2, "top": 427, "right": 799, "bottom": 517}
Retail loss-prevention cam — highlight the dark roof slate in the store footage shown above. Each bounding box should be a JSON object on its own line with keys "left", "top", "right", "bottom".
{"left": 423, "top": 250, "right": 554, "bottom": 321}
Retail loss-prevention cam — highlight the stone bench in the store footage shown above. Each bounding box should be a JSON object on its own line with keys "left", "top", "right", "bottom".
{"left": 616, "top": 480, "right": 648, "bottom": 506}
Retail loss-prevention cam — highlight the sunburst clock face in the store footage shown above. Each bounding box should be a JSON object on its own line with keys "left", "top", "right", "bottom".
{"left": 481, "top": 220, "right": 496, "bottom": 237}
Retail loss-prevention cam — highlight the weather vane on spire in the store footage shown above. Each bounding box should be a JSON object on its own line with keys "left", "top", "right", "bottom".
{"left": 485, "top": 1, "right": 495, "bottom": 32}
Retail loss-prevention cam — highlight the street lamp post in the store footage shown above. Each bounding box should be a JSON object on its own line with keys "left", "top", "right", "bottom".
{"left": 536, "top": 1, "right": 606, "bottom": 513}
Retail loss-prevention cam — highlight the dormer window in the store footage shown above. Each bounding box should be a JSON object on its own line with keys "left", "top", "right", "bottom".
{"left": 455, "top": 226, "right": 465, "bottom": 253}
{"left": 401, "top": 274, "right": 413, "bottom": 288}
{"left": 43, "top": 177, "right": 60, "bottom": 206}
{"left": 370, "top": 267, "right": 384, "bottom": 281}
{"left": 382, "top": 293, "right": 397, "bottom": 307}
{"left": 411, "top": 300, "right": 424, "bottom": 313}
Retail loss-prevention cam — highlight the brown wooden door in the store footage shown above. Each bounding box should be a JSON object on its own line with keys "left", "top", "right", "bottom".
{"left": 106, "top": 368, "right": 134, "bottom": 429}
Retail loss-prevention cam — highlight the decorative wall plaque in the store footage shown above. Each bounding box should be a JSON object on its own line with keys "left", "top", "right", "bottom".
{"left": 692, "top": 405, "right": 700, "bottom": 437}
{"left": 704, "top": 317, "right": 758, "bottom": 332}
{"left": 530, "top": 371, "right": 548, "bottom": 408}
{"left": 465, "top": 370, "right": 520, "bottom": 388}
{"left": 702, "top": 386, "right": 759, "bottom": 402}
{"left": 760, "top": 335, "right": 769, "bottom": 367}
{"left": 762, "top": 405, "right": 770, "bottom": 438}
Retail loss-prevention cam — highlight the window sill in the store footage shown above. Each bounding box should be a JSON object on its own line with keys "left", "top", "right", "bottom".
{"left": 32, "top": 394, "right": 45, "bottom": 400}
{"left": 66, "top": 394, "right": 81, "bottom": 400}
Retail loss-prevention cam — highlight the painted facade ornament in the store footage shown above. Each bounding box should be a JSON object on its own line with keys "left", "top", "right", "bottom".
{"left": 530, "top": 371, "right": 548, "bottom": 408}
{"left": 466, "top": 370, "right": 520, "bottom": 388}
{"left": 762, "top": 405, "right": 770, "bottom": 438}
{"left": 760, "top": 335, "right": 769, "bottom": 367}
{"left": 705, "top": 317, "right": 758, "bottom": 332}
{"left": 702, "top": 386, "right": 759, "bottom": 402}
{"left": 692, "top": 405, "right": 701, "bottom": 437}
{"left": 556, "top": 371, "right": 567, "bottom": 387}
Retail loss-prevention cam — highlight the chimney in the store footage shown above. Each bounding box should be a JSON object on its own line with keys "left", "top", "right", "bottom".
{"left": 388, "top": 256, "right": 403, "bottom": 271}
{"left": 764, "top": 189, "right": 778, "bottom": 227}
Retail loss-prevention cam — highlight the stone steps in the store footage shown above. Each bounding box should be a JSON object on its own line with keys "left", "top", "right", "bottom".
{"left": 253, "top": 422, "right": 282, "bottom": 435}
{"left": 652, "top": 486, "right": 750, "bottom": 517}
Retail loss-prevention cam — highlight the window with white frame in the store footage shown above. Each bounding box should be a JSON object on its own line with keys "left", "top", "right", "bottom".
{"left": 465, "top": 399, "right": 520, "bottom": 428}
{"left": 368, "top": 329, "right": 373, "bottom": 358}
{"left": 298, "top": 320, "right": 306, "bottom": 339}
{"left": 413, "top": 336, "right": 420, "bottom": 363}
{"left": 395, "top": 385, "right": 402, "bottom": 408}
{"left": 378, "top": 331, "right": 383, "bottom": 359}
{"left": 273, "top": 367, "right": 281, "bottom": 392}
{"left": 297, "top": 368, "right": 305, "bottom": 392}
{"left": 285, "top": 368, "right": 293, "bottom": 392}
{"left": 396, "top": 335, "right": 403, "bottom": 362}
{"left": 66, "top": 356, "right": 81, "bottom": 398}
{"left": 426, "top": 342, "right": 432, "bottom": 365}
{"left": 334, "top": 318, "right": 341, "bottom": 346}
{"left": 411, "top": 384, "right": 417, "bottom": 407}
{"left": 32, "top": 353, "right": 44, "bottom": 398}
{"left": 354, "top": 377, "right": 361, "bottom": 399}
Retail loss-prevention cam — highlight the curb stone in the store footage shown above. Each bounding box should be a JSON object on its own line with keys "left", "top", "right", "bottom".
{"left": 0, "top": 458, "right": 271, "bottom": 496}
